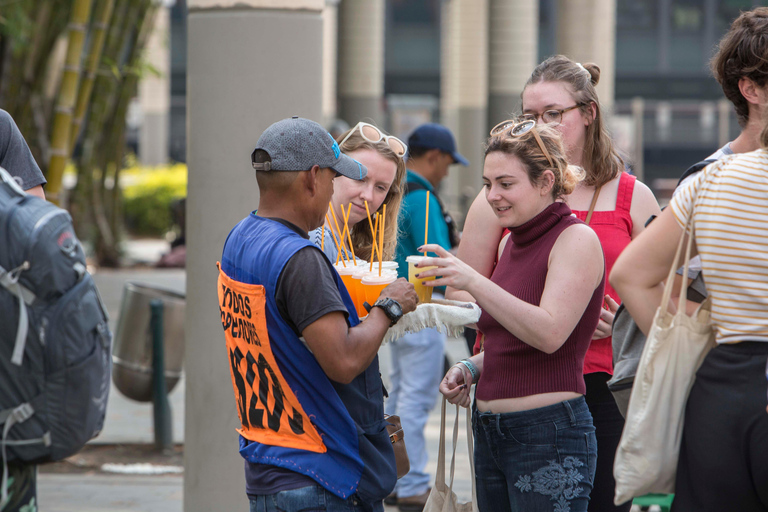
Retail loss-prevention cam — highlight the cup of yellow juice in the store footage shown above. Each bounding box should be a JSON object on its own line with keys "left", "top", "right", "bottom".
{"left": 406, "top": 255, "right": 436, "bottom": 303}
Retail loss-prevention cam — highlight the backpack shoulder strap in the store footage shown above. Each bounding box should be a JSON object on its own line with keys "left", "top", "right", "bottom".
{"left": 403, "top": 180, "right": 428, "bottom": 195}
{"left": 677, "top": 158, "right": 717, "bottom": 187}
{"left": 403, "top": 180, "right": 459, "bottom": 248}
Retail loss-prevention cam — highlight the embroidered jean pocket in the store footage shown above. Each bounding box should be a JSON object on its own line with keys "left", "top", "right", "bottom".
{"left": 500, "top": 420, "right": 556, "bottom": 447}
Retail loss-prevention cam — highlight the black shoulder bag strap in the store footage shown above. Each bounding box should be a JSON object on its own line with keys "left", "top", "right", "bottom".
{"left": 677, "top": 158, "right": 717, "bottom": 188}
{"left": 403, "top": 180, "right": 459, "bottom": 249}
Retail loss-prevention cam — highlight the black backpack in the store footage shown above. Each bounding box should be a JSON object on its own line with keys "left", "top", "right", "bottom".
{"left": 0, "top": 167, "right": 111, "bottom": 493}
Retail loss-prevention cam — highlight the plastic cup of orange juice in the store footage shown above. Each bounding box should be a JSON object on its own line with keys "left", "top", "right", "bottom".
{"left": 334, "top": 262, "right": 357, "bottom": 304}
{"left": 361, "top": 272, "right": 398, "bottom": 309}
{"left": 351, "top": 267, "right": 373, "bottom": 317}
{"left": 406, "top": 255, "right": 436, "bottom": 303}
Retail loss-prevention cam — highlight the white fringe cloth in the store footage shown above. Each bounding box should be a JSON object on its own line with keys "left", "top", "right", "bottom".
{"left": 382, "top": 298, "right": 481, "bottom": 345}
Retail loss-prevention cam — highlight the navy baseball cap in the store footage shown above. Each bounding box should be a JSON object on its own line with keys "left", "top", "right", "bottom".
{"left": 252, "top": 116, "right": 367, "bottom": 180}
{"left": 407, "top": 123, "right": 469, "bottom": 165}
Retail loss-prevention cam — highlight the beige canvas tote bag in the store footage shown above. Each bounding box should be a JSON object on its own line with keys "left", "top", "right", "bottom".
{"left": 423, "top": 397, "right": 478, "bottom": 512}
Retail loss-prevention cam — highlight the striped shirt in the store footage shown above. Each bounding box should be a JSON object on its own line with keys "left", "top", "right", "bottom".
{"left": 669, "top": 148, "right": 768, "bottom": 344}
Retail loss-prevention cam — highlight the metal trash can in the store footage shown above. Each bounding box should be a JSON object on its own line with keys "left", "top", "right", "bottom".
{"left": 112, "top": 282, "right": 185, "bottom": 402}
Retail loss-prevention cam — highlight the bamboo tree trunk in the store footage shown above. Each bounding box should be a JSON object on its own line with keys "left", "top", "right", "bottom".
{"left": 69, "top": 0, "right": 115, "bottom": 153}
{"left": 78, "top": 0, "right": 135, "bottom": 174}
{"left": 92, "top": 0, "right": 155, "bottom": 266}
{"left": 69, "top": 0, "right": 131, "bottom": 238}
{"left": 46, "top": 0, "right": 94, "bottom": 206}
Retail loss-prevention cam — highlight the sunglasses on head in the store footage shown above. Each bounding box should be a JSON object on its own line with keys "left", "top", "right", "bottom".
{"left": 339, "top": 122, "right": 408, "bottom": 158}
{"left": 489, "top": 119, "right": 555, "bottom": 168}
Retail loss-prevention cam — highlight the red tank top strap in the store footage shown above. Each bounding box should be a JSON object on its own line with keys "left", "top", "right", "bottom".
{"left": 616, "top": 172, "right": 636, "bottom": 213}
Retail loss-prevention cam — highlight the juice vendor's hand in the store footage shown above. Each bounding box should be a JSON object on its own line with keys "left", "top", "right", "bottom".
{"left": 416, "top": 244, "right": 480, "bottom": 292}
{"left": 380, "top": 278, "right": 418, "bottom": 314}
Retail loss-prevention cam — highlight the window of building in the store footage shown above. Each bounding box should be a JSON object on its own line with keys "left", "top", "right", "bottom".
{"left": 616, "top": 0, "right": 658, "bottom": 73}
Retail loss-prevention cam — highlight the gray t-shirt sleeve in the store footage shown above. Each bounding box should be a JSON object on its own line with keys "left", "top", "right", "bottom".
{"left": 0, "top": 109, "right": 46, "bottom": 190}
{"left": 275, "top": 246, "right": 349, "bottom": 336}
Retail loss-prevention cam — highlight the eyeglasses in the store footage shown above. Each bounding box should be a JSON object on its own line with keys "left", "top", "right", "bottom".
{"left": 489, "top": 119, "right": 554, "bottom": 167}
{"left": 339, "top": 122, "right": 408, "bottom": 158}
{"left": 519, "top": 104, "right": 585, "bottom": 125}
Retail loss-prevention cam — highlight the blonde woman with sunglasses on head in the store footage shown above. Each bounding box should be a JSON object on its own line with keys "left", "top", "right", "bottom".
{"left": 451, "top": 55, "right": 661, "bottom": 512}
{"left": 311, "top": 122, "right": 407, "bottom": 263}
{"left": 421, "top": 121, "right": 603, "bottom": 512}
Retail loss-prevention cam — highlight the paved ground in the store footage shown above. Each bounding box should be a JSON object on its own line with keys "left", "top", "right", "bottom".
{"left": 36, "top": 242, "right": 476, "bottom": 511}
{"left": 39, "top": 474, "right": 183, "bottom": 512}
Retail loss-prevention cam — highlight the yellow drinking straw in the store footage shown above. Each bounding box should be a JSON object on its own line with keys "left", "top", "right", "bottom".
{"left": 379, "top": 204, "right": 386, "bottom": 276}
{"left": 326, "top": 213, "right": 345, "bottom": 267}
{"left": 424, "top": 191, "right": 430, "bottom": 251}
{"left": 343, "top": 204, "right": 357, "bottom": 262}
{"left": 329, "top": 202, "right": 350, "bottom": 263}
{"left": 321, "top": 225, "right": 325, "bottom": 252}
{"left": 364, "top": 200, "right": 379, "bottom": 267}
{"left": 370, "top": 214, "right": 380, "bottom": 272}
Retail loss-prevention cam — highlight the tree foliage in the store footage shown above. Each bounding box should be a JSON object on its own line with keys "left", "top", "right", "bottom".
{"left": 0, "top": 0, "right": 159, "bottom": 266}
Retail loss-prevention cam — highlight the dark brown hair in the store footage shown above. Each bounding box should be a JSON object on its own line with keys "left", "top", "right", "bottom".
{"left": 484, "top": 123, "right": 584, "bottom": 200}
{"left": 523, "top": 55, "right": 623, "bottom": 189}
{"left": 711, "top": 7, "right": 768, "bottom": 128}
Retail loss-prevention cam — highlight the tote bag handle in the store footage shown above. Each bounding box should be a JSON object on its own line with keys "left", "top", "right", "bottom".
{"left": 658, "top": 186, "right": 701, "bottom": 317}
{"left": 434, "top": 397, "right": 477, "bottom": 510}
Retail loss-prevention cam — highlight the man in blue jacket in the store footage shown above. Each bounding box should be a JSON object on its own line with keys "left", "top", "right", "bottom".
{"left": 218, "top": 116, "right": 417, "bottom": 512}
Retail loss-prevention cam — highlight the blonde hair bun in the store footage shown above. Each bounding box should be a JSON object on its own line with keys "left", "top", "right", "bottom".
{"left": 583, "top": 63, "right": 600, "bottom": 86}
{"left": 562, "top": 165, "right": 585, "bottom": 195}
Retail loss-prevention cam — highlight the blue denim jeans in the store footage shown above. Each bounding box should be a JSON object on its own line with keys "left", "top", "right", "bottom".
{"left": 385, "top": 328, "right": 445, "bottom": 498}
{"left": 473, "top": 396, "right": 597, "bottom": 512}
{"left": 249, "top": 485, "right": 383, "bottom": 512}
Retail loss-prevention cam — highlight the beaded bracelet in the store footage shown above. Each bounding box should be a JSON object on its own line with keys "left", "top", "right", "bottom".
{"left": 457, "top": 359, "right": 479, "bottom": 384}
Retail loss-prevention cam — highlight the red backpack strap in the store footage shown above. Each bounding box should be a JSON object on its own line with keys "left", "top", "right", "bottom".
{"left": 616, "top": 172, "right": 636, "bottom": 213}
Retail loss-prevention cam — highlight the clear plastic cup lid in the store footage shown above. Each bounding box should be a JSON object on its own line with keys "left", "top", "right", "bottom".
{"left": 355, "top": 268, "right": 397, "bottom": 278}
{"left": 406, "top": 255, "right": 428, "bottom": 264}
{"left": 333, "top": 262, "right": 356, "bottom": 275}
{"left": 358, "top": 260, "right": 398, "bottom": 269}
{"left": 362, "top": 273, "right": 397, "bottom": 285}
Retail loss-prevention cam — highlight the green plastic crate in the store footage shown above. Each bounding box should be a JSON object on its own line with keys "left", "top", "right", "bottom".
{"left": 632, "top": 493, "right": 674, "bottom": 512}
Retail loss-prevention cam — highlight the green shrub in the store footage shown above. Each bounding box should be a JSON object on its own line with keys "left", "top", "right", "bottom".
{"left": 122, "top": 164, "right": 187, "bottom": 237}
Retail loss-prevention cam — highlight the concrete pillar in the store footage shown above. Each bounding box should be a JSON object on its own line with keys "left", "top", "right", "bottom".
{"left": 139, "top": 6, "right": 170, "bottom": 166}
{"left": 322, "top": 0, "right": 340, "bottom": 125}
{"left": 488, "top": 0, "right": 538, "bottom": 130}
{"left": 441, "top": 0, "right": 489, "bottom": 218}
{"left": 556, "top": 0, "right": 616, "bottom": 110}
{"left": 185, "top": 1, "right": 323, "bottom": 510}
{"left": 337, "top": 0, "right": 385, "bottom": 125}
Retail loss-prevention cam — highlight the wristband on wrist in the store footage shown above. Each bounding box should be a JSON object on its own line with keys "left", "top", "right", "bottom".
{"left": 457, "top": 359, "right": 479, "bottom": 384}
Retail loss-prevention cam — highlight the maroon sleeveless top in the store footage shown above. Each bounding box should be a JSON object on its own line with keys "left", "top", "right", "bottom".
{"left": 475, "top": 201, "right": 606, "bottom": 400}
{"left": 572, "top": 172, "right": 636, "bottom": 375}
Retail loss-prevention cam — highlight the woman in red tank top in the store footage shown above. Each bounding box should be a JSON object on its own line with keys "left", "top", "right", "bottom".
{"left": 449, "top": 56, "right": 661, "bottom": 512}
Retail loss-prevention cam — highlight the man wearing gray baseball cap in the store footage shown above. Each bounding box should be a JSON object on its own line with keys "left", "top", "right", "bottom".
{"left": 219, "top": 116, "right": 417, "bottom": 512}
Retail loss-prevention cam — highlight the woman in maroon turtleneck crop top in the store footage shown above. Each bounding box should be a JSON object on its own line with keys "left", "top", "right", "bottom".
{"left": 418, "top": 122, "right": 605, "bottom": 512}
